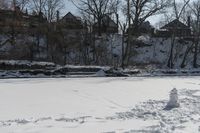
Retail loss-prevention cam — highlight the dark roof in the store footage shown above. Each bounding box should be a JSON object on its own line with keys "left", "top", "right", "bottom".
{"left": 93, "top": 15, "right": 117, "bottom": 28}
{"left": 102, "top": 15, "right": 117, "bottom": 27}
{"left": 62, "top": 12, "right": 80, "bottom": 20}
{"left": 161, "top": 19, "right": 189, "bottom": 29}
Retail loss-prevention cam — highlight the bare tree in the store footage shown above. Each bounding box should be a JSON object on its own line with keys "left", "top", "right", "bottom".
{"left": 31, "top": 0, "right": 46, "bottom": 13}
{"left": 16, "top": 0, "right": 30, "bottom": 11}
{"left": 172, "top": 0, "right": 190, "bottom": 20}
{"left": 44, "top": 0, "right": 64, "bottom": 22}
{"left": 0, "top": 0, "right": 9, "bottom": 9}
{"left": 119, "top": 21, "right": 128, "bottom": 68}
{"left": 129, "top": 0, "right": 171, "bottom": 35}
{"left": 31, "top": 0, "right": 64, "bottom": 22}
{"left": 122, "top": 0, "right": 171, "bottom": 66}
{"left": 80, "top": 12, "right": 96, "bottom": 64}
{"left": 123, "top": 0, "right": 131, "bottom": 68}
{"left": 189, "top": 0, "right": 200, "bottom": 68}
{"left": 167, "top": 0, "right": 190, "bottom": 68}
{"left": 69, "top": 0, "right": 120, "bottom": 65}
{"left": 71, "top": 0, "right": 118, "bottom": 36}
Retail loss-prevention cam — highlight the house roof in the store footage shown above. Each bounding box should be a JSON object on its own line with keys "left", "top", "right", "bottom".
{"left": 161, "top": 19, "right": 189, "bottom": 29}
{"left": 102, "top": 15, "right": 117, "bottom": 27}
{"left": 62, "top": 12, "right": 80, "bottom": 21}
{"left": 93, "top": 15, "right": 117, "bottom": 28}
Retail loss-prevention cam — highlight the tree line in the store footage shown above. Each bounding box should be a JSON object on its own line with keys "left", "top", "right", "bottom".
{"left": 0, "top": 0, "right": 64, "bottom": 22}
{"left": 0, "top": 0, "right": 200, "bottom": 68}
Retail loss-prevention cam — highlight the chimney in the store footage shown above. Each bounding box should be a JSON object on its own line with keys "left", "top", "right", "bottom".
{"left": 187, "top": 16, "right": 191, "bottom": 28}
{"left": 56, "top": 10, "right": 60, "bottom": 22}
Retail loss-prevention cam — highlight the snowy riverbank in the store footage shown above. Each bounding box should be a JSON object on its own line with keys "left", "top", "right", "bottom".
{"left": 2, "top": 60, "right": 200, "bottom": 78}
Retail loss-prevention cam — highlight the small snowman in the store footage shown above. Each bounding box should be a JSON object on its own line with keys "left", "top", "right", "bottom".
{"left": 166, "top": 88, "right": 180, "bottom": 109}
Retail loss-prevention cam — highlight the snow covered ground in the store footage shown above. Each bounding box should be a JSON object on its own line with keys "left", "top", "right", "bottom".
{"left": 0, "top": 77, "right": 200, "bottom": 133}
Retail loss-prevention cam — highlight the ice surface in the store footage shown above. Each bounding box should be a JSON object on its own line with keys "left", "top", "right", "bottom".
{"left": 0, "top": 77, "right": 200, "bottom": 133}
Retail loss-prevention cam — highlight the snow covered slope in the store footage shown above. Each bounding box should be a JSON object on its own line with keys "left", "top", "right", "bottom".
{"left": 106, "top": 35, "right": 195, "bottom": 68}
{"left": 131, "top": 37, "right": 194, "bottom": 68}
{"left": 0, "top": 77, "right": 200, "bottom": 132}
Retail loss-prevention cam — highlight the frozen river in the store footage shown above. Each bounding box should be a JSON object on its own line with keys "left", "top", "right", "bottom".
{"left": 0, "top": 77, "right": 200, "bottom": 133}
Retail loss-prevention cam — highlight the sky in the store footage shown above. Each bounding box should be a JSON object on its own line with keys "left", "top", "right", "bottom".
{"left": 63, "top": 1, "right": 78, "bottom": 15}
{"left": 63, "top": 0, "right": 196, "bottom": 27}
{"left": 63, "top": 1, "right": 160, "bottom": 25}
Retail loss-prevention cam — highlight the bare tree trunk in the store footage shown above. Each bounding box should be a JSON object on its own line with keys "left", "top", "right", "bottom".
{"left": 97, "top": 19, "right": 102, "bottom": 36}
{"left": 121, "top": 30, "right": 125, "bottom": 68}
{"left": 123, "top": 0, "right": 131, "bottom": 67}
{"left": 167, "top": 34, "right": 175, "bottom": 68}
{"left": 181, "top": 43, "right": 193, "bottom": 68}
{"left": 193, "top": 15, "right": 200, "bottom": 68}
{"left": 193, "top": 40, "right": 199, "bottom": 68}
{"left": 167, "top": 0, "right": 190, "bottom": 68}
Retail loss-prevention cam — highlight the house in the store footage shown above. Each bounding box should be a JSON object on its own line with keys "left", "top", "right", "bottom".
{"left": 93, "top": 15, "right": 118, "bottom": 34}
{"left": 0, "top": 7, "right": 25, "bottom": 30}
{"left": 156, "top": 19, "right": 191, "bottom": 37}
{"left": 58, "top": 12, "right": 83, "bottom": 29}
{"left": 54, "top": 12, "right": 86, "bottom": 45}
{"left": 0, "top": 6, "right": 47, "bottom": 33}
